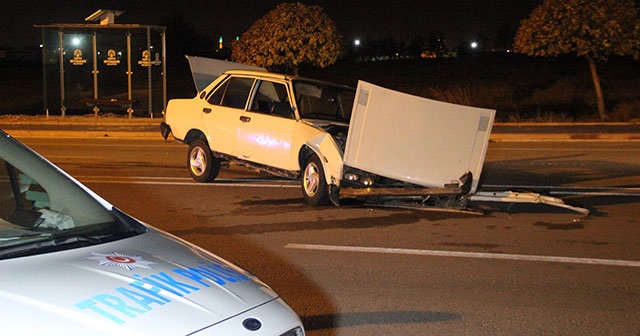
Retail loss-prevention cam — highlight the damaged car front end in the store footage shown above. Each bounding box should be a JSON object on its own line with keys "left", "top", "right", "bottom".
{"left": 303, "top": 80, "right": 493, "bottom": 209}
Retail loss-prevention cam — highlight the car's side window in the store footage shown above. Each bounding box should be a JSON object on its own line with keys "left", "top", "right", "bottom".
{"left": 206, "top": 81, "right": 226, "bottom": 105}
{"left": 0, "top": 160, "right": 56, "bottom": 229}
{"left": 249, "top": 81, "right": 292, "bottom": 117}
{"left": 206, "top": 77, "right": 255, "bottom": 109}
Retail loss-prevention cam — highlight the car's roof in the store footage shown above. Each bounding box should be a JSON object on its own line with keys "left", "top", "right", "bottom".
{"left": 223, "top": 69, "right": 355, "bottom": 90}
{"left": 224, "top": 69, "right": 288, "bottom": 80}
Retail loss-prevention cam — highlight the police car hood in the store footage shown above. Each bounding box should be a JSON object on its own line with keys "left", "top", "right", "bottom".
{"left": 0, "top": 228, "right": 278, "bottom": 335}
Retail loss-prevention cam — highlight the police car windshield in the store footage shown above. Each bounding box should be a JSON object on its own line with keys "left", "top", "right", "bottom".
{"left": 0, "top": 132, "right": 143, "bottom": 257}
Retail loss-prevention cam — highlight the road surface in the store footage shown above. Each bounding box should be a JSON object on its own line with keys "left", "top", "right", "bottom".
{"left": 18, "top": 137, "right": 640, "bottom": 335}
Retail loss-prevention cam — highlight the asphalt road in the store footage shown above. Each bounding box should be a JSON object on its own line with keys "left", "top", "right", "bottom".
{"left": 15, "top": 137, "right": 640, "bottom": 335}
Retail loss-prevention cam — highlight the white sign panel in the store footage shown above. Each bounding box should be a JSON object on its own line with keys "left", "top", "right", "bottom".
{"left": 344, "top": 81, "right": 495, "bottom": 193}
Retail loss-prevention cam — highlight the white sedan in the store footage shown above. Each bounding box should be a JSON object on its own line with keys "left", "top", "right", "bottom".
{"left": 163, "top": 67, "right": 355, "bottom": 206}
{"left": 0, "top": 130, "right": 305, "bottom": 336}
{"left": 162, "top": 57, "right": 496, "bottom": 209}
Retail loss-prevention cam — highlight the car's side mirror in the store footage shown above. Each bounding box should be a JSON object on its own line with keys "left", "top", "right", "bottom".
{"left": 271, "top": 102, "right": 294, "bottom": 118}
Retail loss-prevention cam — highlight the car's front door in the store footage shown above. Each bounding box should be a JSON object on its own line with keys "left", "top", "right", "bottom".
{"left": 237, "top": 80, "right": 298, "bottom": 171}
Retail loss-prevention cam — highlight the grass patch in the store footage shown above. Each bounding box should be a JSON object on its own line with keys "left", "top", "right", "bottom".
{"left": 2, "top": 54, "right": 639, "bottom": 122}
{"left": 303, "top": 54, "right": 640, "bottom": 122}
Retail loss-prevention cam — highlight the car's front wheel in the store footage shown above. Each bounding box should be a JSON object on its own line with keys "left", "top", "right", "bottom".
{"left": 302, "top": 154, "right": 330, "bottom": 205}
{"left": 188, "top": 139, "right": 220, "bottom": 182}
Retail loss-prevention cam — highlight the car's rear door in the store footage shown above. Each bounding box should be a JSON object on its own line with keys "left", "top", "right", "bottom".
{"left": 203, "top": 76, "right": 256, "bottom": 157}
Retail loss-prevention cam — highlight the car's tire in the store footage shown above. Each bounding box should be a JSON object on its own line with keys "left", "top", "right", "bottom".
{"left": 302, "top": 154, "right": 330, "bottom": 205}
{"left": 187, "top": 139, "right": 220, "bottom": 182}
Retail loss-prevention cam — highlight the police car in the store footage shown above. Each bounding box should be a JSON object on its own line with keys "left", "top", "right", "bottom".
{"left": 0, "top": 130, "right": 305, "bottom": 336}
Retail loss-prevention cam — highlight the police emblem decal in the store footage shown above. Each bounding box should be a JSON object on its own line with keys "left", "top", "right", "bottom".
{"left": 87, "top": 252, "right": 156, "bottom": 271}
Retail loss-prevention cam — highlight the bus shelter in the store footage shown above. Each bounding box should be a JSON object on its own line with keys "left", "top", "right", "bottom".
{"left": 36, "top": 18, "right": 166, "bottom": 118}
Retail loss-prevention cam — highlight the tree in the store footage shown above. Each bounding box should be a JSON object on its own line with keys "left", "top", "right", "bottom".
{"left": 514, "top": 0, "right": 640, "bottom": 120}
{"left": 232, "top": 2, "right": 342, "bottom": 75}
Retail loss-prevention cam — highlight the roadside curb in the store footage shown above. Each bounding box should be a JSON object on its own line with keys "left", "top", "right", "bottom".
{"left": 0, "top": 117, "right": 638, "bottom": 140}
{"left": 4, "top": 129, "right": 639, "bottom": 141}
{"left": 0, "top": 116, "right": 161, "bottom": 139}
{"left": 3, "top": 129, "right": 162, "bottom": 139}
{"left": 490, "top": 133, "right": 640, "bottom": 142}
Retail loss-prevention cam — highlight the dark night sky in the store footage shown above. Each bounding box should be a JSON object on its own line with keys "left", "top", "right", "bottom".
{"left": 1, "top": 0, "right": 542, "bottom": 49}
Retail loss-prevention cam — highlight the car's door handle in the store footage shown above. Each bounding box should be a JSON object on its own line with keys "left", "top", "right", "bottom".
{"left": 240, "top": 116, "right": 251, "bottom": 122}
{"left": 203, "top": 108, "right": 212, "bottom": 113}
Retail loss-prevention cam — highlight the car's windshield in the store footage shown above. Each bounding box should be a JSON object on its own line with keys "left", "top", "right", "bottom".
{"left": 293, "top": 80, "right": 355, "bottom": 123}
{"left": 0, "top": 132, "right": 143, "bottom": 259}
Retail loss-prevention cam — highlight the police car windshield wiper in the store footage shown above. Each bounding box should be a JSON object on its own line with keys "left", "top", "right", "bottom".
{"left": 0, "top": 233, "right": 60, "bottom": 259}
{"left": 0, "top": 234, "right": 109, "bottom": 260}
{"left": 54, "top": 233, "right": 102, "bottom": 245}
{"left": 0, "top": 230, "right": 135, "bottom": 260}
{"left": 52, "top": 227, "right": 138, "bottom": 247}
{"left": 0, "top": 231, "right": 51, "bottom": 243}
{"left": 0, "top": 232, "right": 103, "bottom": 259}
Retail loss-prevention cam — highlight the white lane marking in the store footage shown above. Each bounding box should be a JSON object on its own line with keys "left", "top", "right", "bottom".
{"left": 74, "top": 177, "right": 640, "bottom": 196}
{"left": 482, "top": 184, "right": 640, "bottom": 197}
{"left": 489, "top": 147, "right": 640, "bottom": 151}
{"left": 23, "top": 141, "right": 173, "bottom": 148}
{"left": 285, "top": 243, "right": 640, "bottom": 268}
{"left": 79, "top": 177, "right": 299, "bottom": 188}
{"left": 44, "top": 155, "right": 109, "bottom": 160}
{"left": 483, "top": 184, "right": 640, "bottom": 191}
{"left": 104, "top": 181, "right": 299, "bottom": 188}
{"left": 77, "top": 178, "right": 640, "bottom": 197}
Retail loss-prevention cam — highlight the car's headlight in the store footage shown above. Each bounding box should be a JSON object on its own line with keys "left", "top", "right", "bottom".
{"left": 360, "top": 176, "right": 374, "bottom": 186}
{"left": 344, "top": 172, "right": 359, "bottom": 181}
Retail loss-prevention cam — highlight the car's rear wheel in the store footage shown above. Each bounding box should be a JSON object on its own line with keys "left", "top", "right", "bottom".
{"left": 302, "top": 154, "right": 330, "bottom": 205}
{"left": 188, "top": 139, "right": 220, "bottom": 182}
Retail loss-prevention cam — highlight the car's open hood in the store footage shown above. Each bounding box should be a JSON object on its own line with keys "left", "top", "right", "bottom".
{"left": 0, "top": 228, "right": 277, "bottom": 335}
{"left": 344, "top": 81, "right": 495, "bottom": 193}
{"left": 185, "top": 56, "right": 265, "bottom": 91}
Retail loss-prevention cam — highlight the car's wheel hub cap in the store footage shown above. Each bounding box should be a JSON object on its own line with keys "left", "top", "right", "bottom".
{"left": 304, "top": 163, "right": 319, "bottom": 196}
{"left": 190, "top": 148, "right": 206, "bottom": 175}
